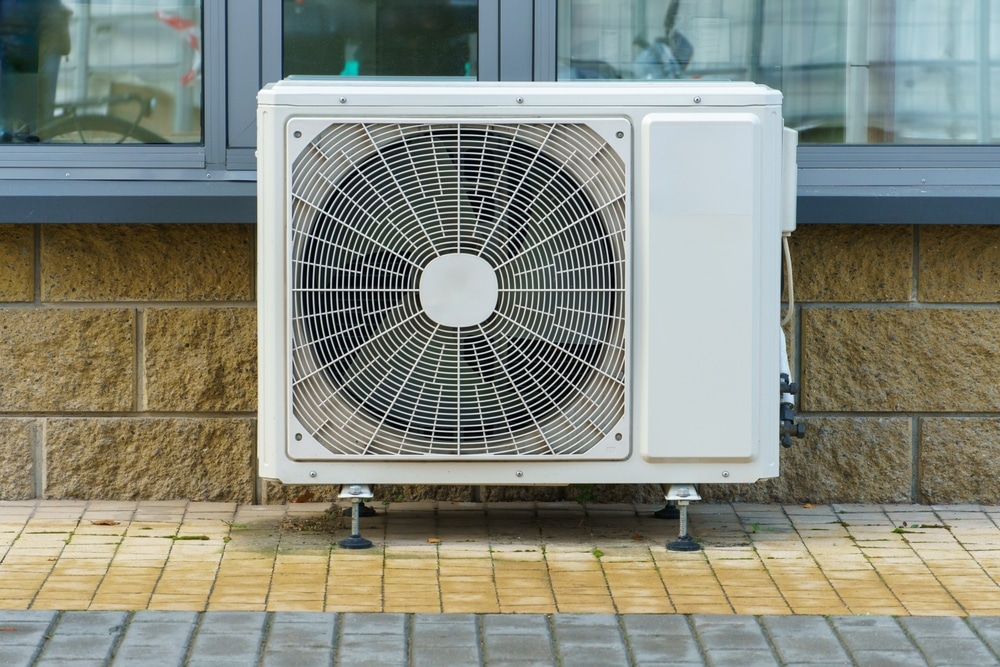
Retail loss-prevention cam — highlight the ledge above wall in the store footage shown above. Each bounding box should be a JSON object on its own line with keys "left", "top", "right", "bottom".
{"left": 0, "top": 180, "right": 257, "bottom": 224}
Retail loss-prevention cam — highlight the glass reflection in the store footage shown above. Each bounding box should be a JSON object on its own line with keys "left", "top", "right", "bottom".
{"left": 558, "top": 0, "right": 1000, "bottom": 145}
{"left": 0, "top": 0, "right": 202, "bottom": 144}
{"left": 283, "top": 0, "right": 478, "bottom": 78}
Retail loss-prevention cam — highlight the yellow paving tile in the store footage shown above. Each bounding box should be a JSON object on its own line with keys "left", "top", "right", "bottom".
{"left": 7, "top": 499, "right": 1000, "bottom": 615}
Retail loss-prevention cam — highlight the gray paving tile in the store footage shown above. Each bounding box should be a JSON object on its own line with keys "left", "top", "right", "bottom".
{"left": 622, "top": 614, "right": 694, "bottom": 635}
{"left": 691, "top": 615, "right": 771, "bottom": 651}
{"left": 128, "top": 610, "right": 199, "bottom": 625}
{"left": 620, "top": 615, "right": 723, "bottom": 665}
{"left": 830, "top": 615, "right": 914, "bottom": 652}
{"left": 898, "top": 616, "right": 999, "bottom": 666}
{"left": 111, "top": 643, "right": 188, "bottom": 667}
{"left": 846, "top": 651, "right": 928, "bottom": 667}
{"left": 761, "top": 616, "right": 851, "bottom": 664}
{"left": 267, "top": 613, "right": 336, "bottom": 649}
{"left": 412, "top": 646, "right": 481, "bottom": 666}
{"left": 551, "top": 614, "right": 629, "bottom": 664}
{"left": 703, "top": 648, "right": 779, "bottom": 667}
{"left": 967, "top": 616, "right": 1000, "bottom": 656}
{"left": 0, "top": 619, "right": 54, "bottom": 646}
{"left": 340, "top": 612, "right": 407, "bottom": 635}
{"left": 629, "top": 633, "right": 704, "bottom": 665}
{"left": 0, "top": 611, "right": 58, "bottom": 624}
{"left": 261, "top": 647, "right": 335, "bottom": 667}
{"left": 37, "top": 634, "right": 119, "bottom": 662}
{"left": 0, "top": 644, "right": 41, "bottom": 667}
{"left": 481, "top": 614, "right": 550, "bottom": 634}
{"left": 481, "top": 615, "right": 554, "bottom": 664}
{"left": 116, "top": 617, "right": 195, "bottom": 648}
{"left": 411, "top": 614, "right": 478, "bottom": 647}
{"left": 34, "top": 659, "right": 109, "bottom": 667}
{"left": 53, "top": 611, "right": 127, "bottom": 635}
{"left": 196, "top": 611, "right": 267, "bottom": 635}
{"left": 337, "top": 634, "right": 406, "bottom": 665}
{"left": 186, "top": 632, "right": 263, "bottom": 663}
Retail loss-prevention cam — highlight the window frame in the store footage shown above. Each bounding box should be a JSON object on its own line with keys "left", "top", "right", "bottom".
{"left": 0, "top": 0, "right": 255, "bottom": 224}
{"left": 2, "top": 1, "right": 998, "bottom": 225}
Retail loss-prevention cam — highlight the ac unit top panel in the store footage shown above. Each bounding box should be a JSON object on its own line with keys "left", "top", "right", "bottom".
{"left": 258, "top": 80, "right": 783, "bottom": 111}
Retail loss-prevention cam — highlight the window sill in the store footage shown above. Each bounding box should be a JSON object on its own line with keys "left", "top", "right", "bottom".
{"left": 0, "top": 179, "right": 257, "bottom": 224}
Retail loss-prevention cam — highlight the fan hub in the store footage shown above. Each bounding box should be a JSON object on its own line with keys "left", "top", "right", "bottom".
{"left": 419, "top": 253, "right": 498, "bottom": 328}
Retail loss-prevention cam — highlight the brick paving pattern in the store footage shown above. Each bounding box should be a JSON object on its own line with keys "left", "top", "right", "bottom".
{"left": 2, "top": 500, "right": 1000, "bottom": 615}
{"left": 4, "top": 501, "right": 1000, "bottom": 665}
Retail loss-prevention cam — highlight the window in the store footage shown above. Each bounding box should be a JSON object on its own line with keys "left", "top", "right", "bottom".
{"left": 0, "top": 0, "right": 203, "bottom": 144}
{"left": 282, "top": 0, "right": 479, "bottom": 78}
{"left": 557, "top": 0, "right": 1000, "bottom": 146}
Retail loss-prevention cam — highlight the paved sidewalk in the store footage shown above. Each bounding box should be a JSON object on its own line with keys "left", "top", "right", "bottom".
{"left": 3, "top": 500, "right": 1000, "bottom": 615}
{"left": 4, "top": 501, "right": 1000, "bottom": 665}
{"left": 4, "top": 610, "right": 1000, "bottom": 666}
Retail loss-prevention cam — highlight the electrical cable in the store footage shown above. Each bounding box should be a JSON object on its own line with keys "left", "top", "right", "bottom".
{"left": 781, "top": 235, "right": 794, "bottom": 327}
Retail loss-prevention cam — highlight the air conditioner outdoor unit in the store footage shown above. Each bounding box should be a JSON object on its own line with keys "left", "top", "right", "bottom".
{"left": 257, "top": 80, "right": 797, "bottom": 491}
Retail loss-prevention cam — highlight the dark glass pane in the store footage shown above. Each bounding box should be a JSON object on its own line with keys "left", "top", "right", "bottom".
{"left": 283, "top": 0, "right": 478, "bottom": 78}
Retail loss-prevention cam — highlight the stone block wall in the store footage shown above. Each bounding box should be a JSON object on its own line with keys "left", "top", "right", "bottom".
{"left": 2, "top": 222, "right": 998, "bottom": 504}
{"left": 0, "top": 224, "right": 256, "bottom": 502}
{"left": 706, "top": 224, "right": 1000, "bottom": 505}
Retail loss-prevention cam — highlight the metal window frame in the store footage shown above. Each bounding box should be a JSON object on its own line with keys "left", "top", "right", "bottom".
{"left": 2, "top": 0, "right": 999, "bottom": 225}
{"left": 0, "top": 0, "right": 256, "bottom": 224}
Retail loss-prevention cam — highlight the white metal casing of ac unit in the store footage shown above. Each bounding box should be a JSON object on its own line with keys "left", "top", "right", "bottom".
{"left": 257, "top": 80, "right": 793, "bottom": 488}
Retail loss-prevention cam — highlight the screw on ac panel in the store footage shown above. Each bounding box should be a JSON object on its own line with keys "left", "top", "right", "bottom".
{"left": 309, "top": 471, "right": 318, "bottom": 478}
{"left": 616, "top": 131, "right": 624, "bottom": 139}
{"left": 615, "top": 433, "right": 623, "bottom": 441}
{"left": 295, "top": 433, "right": 303, "bottom": 441}
{"left": 516, "top": 97, "right": 524, "bottom": 104}
{"left": 515, "top": 470, "right": 524, "bottom": 477}
{"left": 693, "top": 96, "right": 702, "bottom": 104}
{"left": 293, "top": 130, "right": 302, "bottom": 138}
{"left": 339, "top": 97, "right": 347, "bottom": 104}
{"left": 722, "top": 470, "right": 730, "bottom": 478}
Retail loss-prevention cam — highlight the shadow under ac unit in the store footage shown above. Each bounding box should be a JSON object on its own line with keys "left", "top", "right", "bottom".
{"left": 257, "top": 80, "right": 797, "bottom": 489}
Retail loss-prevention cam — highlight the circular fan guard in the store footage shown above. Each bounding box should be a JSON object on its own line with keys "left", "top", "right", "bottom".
{"left": 290, "top": 121, "right": 627, "bottom": 456}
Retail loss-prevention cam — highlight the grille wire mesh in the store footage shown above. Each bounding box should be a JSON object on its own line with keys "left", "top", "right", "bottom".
{"left": 290, "top": 120, "right": 627, "bottom": 457}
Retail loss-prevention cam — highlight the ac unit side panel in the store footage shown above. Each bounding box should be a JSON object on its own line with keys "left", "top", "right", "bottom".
{"left": 257, "top": 104, "right": 290, "bottom": 481}
{"left": 636, "top": 112, "right": 773, "bottom": 462}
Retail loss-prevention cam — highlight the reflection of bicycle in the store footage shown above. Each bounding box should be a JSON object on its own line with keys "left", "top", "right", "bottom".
{"left": 1, "top": 91, "right": 168, "bottom": 144}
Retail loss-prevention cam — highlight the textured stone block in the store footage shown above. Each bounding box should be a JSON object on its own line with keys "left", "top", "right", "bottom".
{"left": 144, "top": 307, "right": 257, "bottom": 411}
{"left": 920, "top": 418, "right": 1000, "bottom": 503}
{"left": 44, "top": 418, "right": 255, "bottom": 501}
{"left": 0, "top": 308, "right": 134, "bottom": 411}
{"left": 789, "top": 225, "right": 913, "bottom": 303}
{"left": 41, "top": 224, "right": 252, "bottom": 302}
{"left": 0, "top": 225, "right": 33, "bottom": 302}
{"left": 701, "top": 416, "right": 912, "bottom": 504}
{"left": 0, "top": 419, "right": 35, "bottom": 500}
{"left": 919, "top": 226, "right": 1000, "bottom": 302}
{"left": 801, "top": 307, "right": 1000, "bottom": 412}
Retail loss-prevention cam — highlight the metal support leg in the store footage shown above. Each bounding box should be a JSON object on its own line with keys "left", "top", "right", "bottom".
{"left": 342, "top": 501, "right": 378, "bottom": 518}
{"left": 338, "top": 484, "right": 374, "bottom": 550}
{"left": 665, "top": 484, "right": 702, "bottom": 552}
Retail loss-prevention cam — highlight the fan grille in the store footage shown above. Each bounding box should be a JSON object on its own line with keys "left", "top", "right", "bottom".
{"left": 289, "top": 120, "right": 627, "bottom": 457}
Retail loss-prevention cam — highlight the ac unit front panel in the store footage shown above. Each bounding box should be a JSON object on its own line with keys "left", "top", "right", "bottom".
{"left": 285, "top": 117, "right": 631, "bottom": 462}
{"left": 257, "top": 81, "right": 786, "bottom": 486}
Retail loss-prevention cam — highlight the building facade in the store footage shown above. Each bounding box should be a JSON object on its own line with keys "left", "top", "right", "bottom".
{"left": 1, "top": 0, "right": 998, "bottom": 504}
